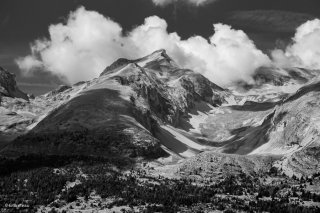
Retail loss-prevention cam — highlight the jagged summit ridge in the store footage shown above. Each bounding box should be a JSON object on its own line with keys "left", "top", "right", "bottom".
{"left": 136, "top": 49, "right": 175, "bottom": 67}
{"left": 100, "top": 49, "right": 176, "bottom": 77}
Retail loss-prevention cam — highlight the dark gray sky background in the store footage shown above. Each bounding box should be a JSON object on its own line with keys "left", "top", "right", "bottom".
{"left": 1, "top": 0, "right": 320, "bottom": 95}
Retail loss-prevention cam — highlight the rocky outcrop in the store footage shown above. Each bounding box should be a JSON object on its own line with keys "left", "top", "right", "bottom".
{"left": 0, "top": 66, "right": 28, "bottom": 101}
{"left": 180, "top": 152, "right": 276, "bottom": 177}
{"left": 275, "top": 146, "right": 320, "bottom": 178}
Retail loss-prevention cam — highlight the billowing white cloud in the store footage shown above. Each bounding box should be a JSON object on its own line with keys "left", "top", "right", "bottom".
{"left": 152, "top": 0, "right": 217, "bottom": 6}
{"left": 16, "top": 7, "right": 271, "bottom": 87}
{"left": 179, "top": 24, "right": 271, "bottom": 85}
{"left": 17, "top": 7, "right": 134, "bottom": 83}
{"left": 272, "top": 19, "right": 320, "bottom": 70}
{"left": 16, "top": 55, "right": 42, "bottom": 74}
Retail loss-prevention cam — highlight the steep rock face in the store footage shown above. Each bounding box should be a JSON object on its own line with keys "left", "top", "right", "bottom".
{"left": 0, "top": 67, "right": 28, "bottom": 101}
{"left": 258, "top": 81, "right": 320, "bottom": 154}
{"left": 264, "top": 82, "right": 320, "bottom": 177}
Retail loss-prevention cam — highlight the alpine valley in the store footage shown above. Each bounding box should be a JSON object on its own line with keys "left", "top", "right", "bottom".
{"left": 0, "top": 49, "right": 320, "bottom": 212}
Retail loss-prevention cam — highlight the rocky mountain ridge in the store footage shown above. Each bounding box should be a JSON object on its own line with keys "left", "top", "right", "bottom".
{"left": 0, "top": 50, "right": 227, "bottom": 159}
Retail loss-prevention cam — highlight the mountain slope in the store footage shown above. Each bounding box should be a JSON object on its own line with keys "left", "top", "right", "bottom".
{"left": 0, "top": 66, "right": 32, "bottom": 149}
{"left": 0, "top": 50, "right": 227, "bottom": 159}
{"left": 1, "top": 50, "right": 320, "bottom": 177}
{"left": 182, "top": 79, "right": 320, "bottom": 177}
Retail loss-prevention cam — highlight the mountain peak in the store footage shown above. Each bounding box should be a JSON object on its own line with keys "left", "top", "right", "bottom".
{"left": 100, "top": 49, "right": 176, "bottom": 76}
{"left": 134, "top": 49, "right": 177, "bottom": 69}
{"left": 0, "top": 66, "right": 14, "bottom": 77}
{"left": 151, "top": 48, "right": 166, "bottom": 54}
{"left": 140, "top": 49, "right": 171, "bottom": 61}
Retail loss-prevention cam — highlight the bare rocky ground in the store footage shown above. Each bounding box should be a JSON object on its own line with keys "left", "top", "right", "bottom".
{"left": 0, "top": 51, "right": 320, "bottom": 212}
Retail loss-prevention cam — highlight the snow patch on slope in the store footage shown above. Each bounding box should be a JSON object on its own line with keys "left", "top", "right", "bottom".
{"left": 157, "top": 125, "right": 207, "bottom": 158}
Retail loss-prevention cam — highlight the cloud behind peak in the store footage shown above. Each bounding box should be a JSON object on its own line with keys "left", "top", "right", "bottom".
{"left": 16, "top": 6, "right": 271, "bottom": 87}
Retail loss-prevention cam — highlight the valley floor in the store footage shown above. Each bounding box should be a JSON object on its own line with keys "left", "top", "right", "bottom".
{"left": 0, "top": 155, "right": 320, "bottom": 213}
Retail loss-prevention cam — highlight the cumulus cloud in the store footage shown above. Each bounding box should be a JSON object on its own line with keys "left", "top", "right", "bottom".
{"left": 17, "top": 7, "right": 134, "bottom": 83}
{"left": 16, "top": 7, "right": 271, "bottom": 86}
{"left": 180, "top": 24, "right": 271, "bottom": 85}
{"left": 151, "top": 0, "right": 217, "bottom": 6}
{"left": 16, "top": 55, "right": 42, "bottom": 74}
{"left": 272, "top": 19, "right": 320, "bottom": 70}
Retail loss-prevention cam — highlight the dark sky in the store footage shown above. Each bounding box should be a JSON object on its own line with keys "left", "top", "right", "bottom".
{"left": 1, "top": 0, "right": 320, "bottom": 95}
